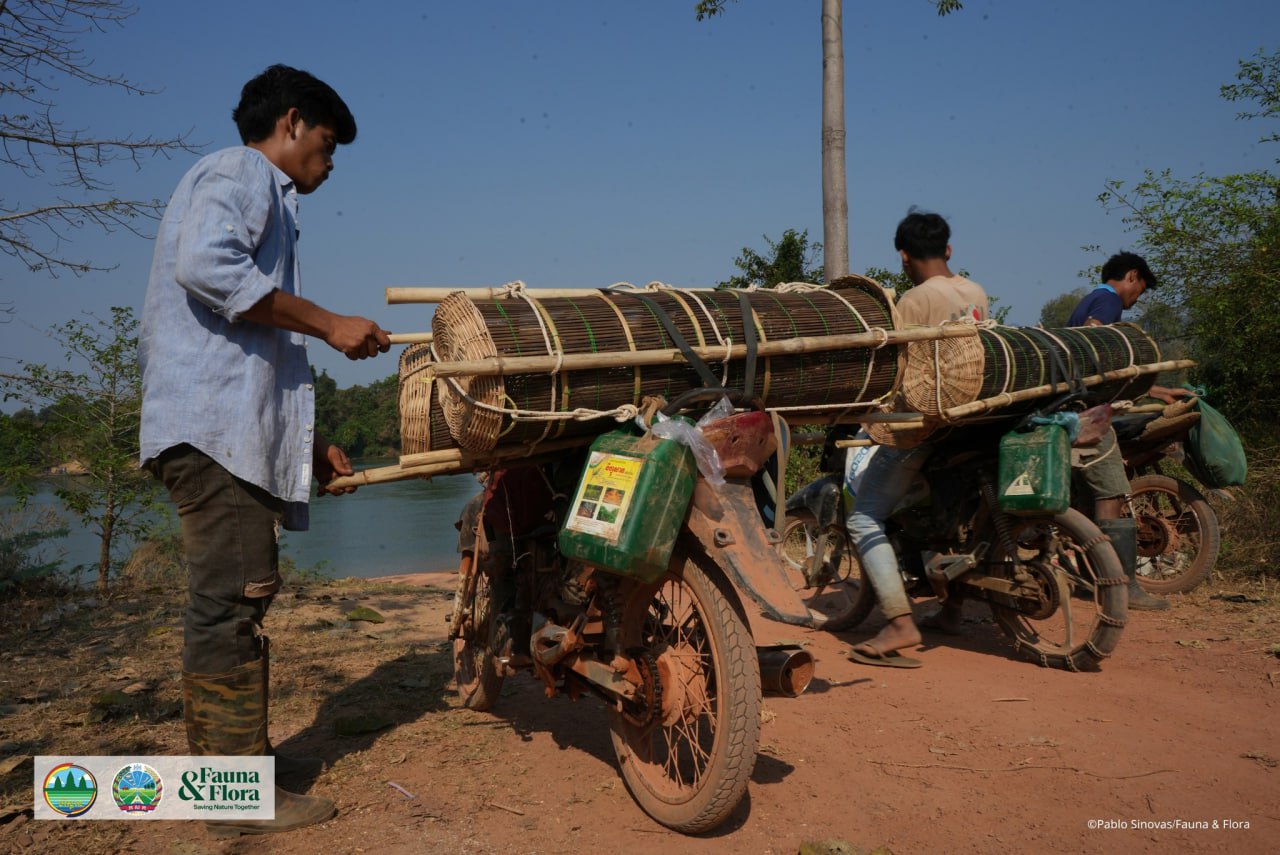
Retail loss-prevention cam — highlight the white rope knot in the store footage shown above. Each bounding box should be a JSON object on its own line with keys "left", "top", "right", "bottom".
{"left": 775, "top": 281, "right": 822, "bottom": 293}
{"left": 500, "top": 280, "right": 528, "bottom": 296}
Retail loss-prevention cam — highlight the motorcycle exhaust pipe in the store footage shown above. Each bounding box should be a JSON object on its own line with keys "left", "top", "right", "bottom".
{"left": 757, "top": 645, "right": 814, "bottom": 697}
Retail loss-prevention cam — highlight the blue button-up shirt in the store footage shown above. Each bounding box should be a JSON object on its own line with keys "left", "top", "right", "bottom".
{"left": 139, "top": 147, "right": 315, "bottom": 530}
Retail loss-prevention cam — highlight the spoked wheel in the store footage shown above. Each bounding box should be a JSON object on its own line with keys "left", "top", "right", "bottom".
{"left": 609, "top": 550, "right": 761, "bottom": 834}
{"left": 1126, "top": 474, "right": 1220, "bottom": 595}
{"left": 777, "top": 509, "right": 875, "bottom": 630}
{"left": 988, "top": 508, "right": 1127, "bottom": 671}
{"left": 451, "top": 565, "right": 504, "bottom": 711}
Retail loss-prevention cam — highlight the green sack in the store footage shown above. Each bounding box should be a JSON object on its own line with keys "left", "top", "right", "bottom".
{"left": 1183, "top": 395, "right": 1247, "bottom": 488}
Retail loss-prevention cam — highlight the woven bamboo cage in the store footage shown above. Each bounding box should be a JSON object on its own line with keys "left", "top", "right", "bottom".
{"left": 902, "top": 322, "right": 1161, "bottom": 417}
{"left": 397, "top": 342, "right": 458, "bottom": 456}
{"left": 429, "top": 280, "right": 905, "bottom": 452}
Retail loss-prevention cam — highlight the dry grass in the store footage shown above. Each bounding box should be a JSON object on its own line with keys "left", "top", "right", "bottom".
{"left": 0, "top": 576, "right": 460, "bottom": 853}
{"left": 1214, "top": 438, "right": 1280, "bottom": 580}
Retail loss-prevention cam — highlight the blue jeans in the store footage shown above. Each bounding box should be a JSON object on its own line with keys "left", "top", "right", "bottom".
{"left": 846, "top": 443, "right": 933, "bottom": 620}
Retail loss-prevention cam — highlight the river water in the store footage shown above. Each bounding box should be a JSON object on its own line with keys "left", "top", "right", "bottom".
{"left": 2, "top": 462, "right": 482, "bottom": 582}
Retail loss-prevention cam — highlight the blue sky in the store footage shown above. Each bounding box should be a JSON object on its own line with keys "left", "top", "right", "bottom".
{"left": 1, "top": 0, "right": 1276, "bottom": 395}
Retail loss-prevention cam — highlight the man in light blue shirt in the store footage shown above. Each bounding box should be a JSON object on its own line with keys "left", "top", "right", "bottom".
{"left": 139, "top": 64, "right": 390, "bottom": 838}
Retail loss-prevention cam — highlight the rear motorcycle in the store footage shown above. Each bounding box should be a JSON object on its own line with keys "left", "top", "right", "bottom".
{"left": 781, "top": 426, "right": 1128, "bottom": 670}
{"left": 1111, "top": 404, "right": 1222, "bottom": 595}
{"left": 449, "top": 404, "right": 818, "bottom": 834}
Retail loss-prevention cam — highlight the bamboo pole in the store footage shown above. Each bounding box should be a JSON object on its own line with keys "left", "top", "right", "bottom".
{"left": 940, "top": 359, "right": 1195, "bottom": 421}
{"left": 387, "top": 286, "right": 611, "bottom": 304}
{"left": 397, "top": 436, "right": 592, "bottom": 469}
{"left": 779, "top": 358, "right": 1196, "bottom": 432}
{"left": 388, "top": 332, "right": 432, "bottom": 345}
{"left": 327, "top": 436, "right": 594, "bottom": 491}
{"left": 423, "top": 324, "right": 975, "bottom": 379}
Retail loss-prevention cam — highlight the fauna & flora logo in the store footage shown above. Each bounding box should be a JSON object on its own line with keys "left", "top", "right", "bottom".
{"left": 42, "top": 763, "right": 98, "bottom": 818}
{"left": 112, "top": 763, "right": 163, "bottom": 813}
{"left": 178, "top": 765, "right": 265, "bottom": 803}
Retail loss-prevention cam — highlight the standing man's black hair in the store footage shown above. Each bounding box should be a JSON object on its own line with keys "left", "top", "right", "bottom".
{"left": 232, "top": 64, "right": 357, "bottom": 145}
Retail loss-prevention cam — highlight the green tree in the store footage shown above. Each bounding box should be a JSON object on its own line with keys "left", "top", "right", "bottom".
{"left": 0, "top": 307, "right": 164, "bottom": 591}
{"left": 1098, "top": 49, "right": 1280, "bottom": 424}
{"left": 695, "top": 1, "right": 962, "bottom": 280}
{"left": 312, "top": 369, "right": 400, "bottom": 459}
{"left": 0, "top": 0, "right": 197, "bottom": 276}
{"left": 1038, "top": 288, "right": 1088, "bottom": 328}
{"left": 719, "top": 228, "right": 824, "bottom": 289}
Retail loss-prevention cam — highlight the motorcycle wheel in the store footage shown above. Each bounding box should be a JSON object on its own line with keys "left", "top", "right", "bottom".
{"left": 452, "top": 566, "right": 504, "bottom": 711}
{"left": 777, "top": 509, "right": 875, "bottom": 630}
{"left": 608, "top": 550, "right": 761, "bottom": 834}
{"left": 988, "top": 508, "right": 1127, "bottom": 671}
{"left": 1126, "top": 474, "right": 1220, "bottom": 595}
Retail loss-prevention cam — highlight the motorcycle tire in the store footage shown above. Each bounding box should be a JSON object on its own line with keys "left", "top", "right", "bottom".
{"left": 608, "top": 549, "right": 761, "bottom": 834}
{"left": 777, "top": 509, "right": 876, "bottom": 631}
{"left": 988, "top": 508, "right": 1127, "bottom": 671}
{"left": 1126, "top": 474, "right": 1220, "bottom": 595}
{"left": 452, "top": 566, "right": 505, "bottom": 711}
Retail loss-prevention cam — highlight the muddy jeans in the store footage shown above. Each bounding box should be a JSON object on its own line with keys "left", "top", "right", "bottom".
{"left": 147, "top": 445, "right": 283, "bottom": 674}
{"left": 846, "top": 442, "right": 934, "bottom": 620}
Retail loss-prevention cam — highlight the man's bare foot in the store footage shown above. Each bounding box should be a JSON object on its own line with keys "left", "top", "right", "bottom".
{"left": 853, "top": 614, "right": 921, "bottom": 657}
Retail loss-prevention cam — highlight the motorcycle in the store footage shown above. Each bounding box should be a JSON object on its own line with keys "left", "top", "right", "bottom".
{"left": 780, "top": 424, "right": 1128, "bottom": 671}
{"left": 1111, "top": 402, "right": 1222, "bottom": 594}
{"left": 448, "top": 399, "right": 819, "bottom": 834}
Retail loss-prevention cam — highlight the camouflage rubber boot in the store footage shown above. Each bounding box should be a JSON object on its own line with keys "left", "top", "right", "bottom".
{"left": 182, "top": 660, "right": 336, "bottom": 837}
{"left": 259, "top": 636, "right": 325, "bottom": 783}
{"left": 1098, "top": 517, "right": 1170, "bottom": 611}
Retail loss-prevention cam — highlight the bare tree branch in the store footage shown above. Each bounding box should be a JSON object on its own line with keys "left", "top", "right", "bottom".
{"left": 0, "top": 0, "right": 202, "bottom": 279}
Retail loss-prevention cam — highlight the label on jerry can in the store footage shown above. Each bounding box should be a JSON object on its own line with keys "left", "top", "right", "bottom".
{"left": 563, "top": 451, "right": 644, "bottom": 543}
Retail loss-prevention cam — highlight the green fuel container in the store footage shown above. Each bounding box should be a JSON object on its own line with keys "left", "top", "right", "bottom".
{"left": 997, "top": 424, "right": 1071, "bottom": 515}
{"left": 558, "top": 427, "right": 697, "bottom": 583}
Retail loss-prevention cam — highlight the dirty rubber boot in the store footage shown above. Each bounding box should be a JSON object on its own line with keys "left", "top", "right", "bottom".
{"left": 260, "top": 637, "right": 325, "bottom": 784}
{"left": 1098, "top": 517, "right": 1170, "bottom": 612}
{"left": 182, "top": 660, "right": 336, "bottom": 837}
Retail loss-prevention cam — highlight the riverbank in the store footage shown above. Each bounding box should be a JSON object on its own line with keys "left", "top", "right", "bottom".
{"left": 3, "top": 468, "right": 480, "bottom": 583}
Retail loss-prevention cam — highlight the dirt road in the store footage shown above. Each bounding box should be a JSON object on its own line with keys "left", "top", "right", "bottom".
{"left": 4, "top": 573, "right": 1278, "bottom": 854}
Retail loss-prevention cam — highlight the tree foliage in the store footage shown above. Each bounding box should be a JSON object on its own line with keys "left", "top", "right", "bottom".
{"left": 1038, "top": 288, "right": 1088, "bottom": 329}
{"left": 718, "top": 228, "right": 824, "bottom": 289}
{"left": 1098, "top": 49, "right": 1280, "bottom": 424}
{"left": 0, "top": 0, "right": 198, "bottom": 276}
{"left": 0, "top": 307, "right": 163, "bottom": 591}
{"left": 313, "top": 369, "right": 400, "bottom": 459}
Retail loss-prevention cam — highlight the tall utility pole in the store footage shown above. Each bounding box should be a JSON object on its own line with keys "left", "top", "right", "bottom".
{"left": 820, "top": 0, "right": 849, "bottom": 281}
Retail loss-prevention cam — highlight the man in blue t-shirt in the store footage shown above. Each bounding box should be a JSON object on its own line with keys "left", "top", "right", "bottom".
{"left": 1068, "top": 251, "right": 1156, "bottom": 326}
{"left": 1068, "top": 251, "right": 1182, "bottom": 611}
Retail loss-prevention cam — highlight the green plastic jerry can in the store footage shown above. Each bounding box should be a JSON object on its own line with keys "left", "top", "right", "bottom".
{"left": 997, "top": 424, "right": 1071, "bottom": 515}
{"left": 558, "top": 427, "right": 697, "bottom": 583}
